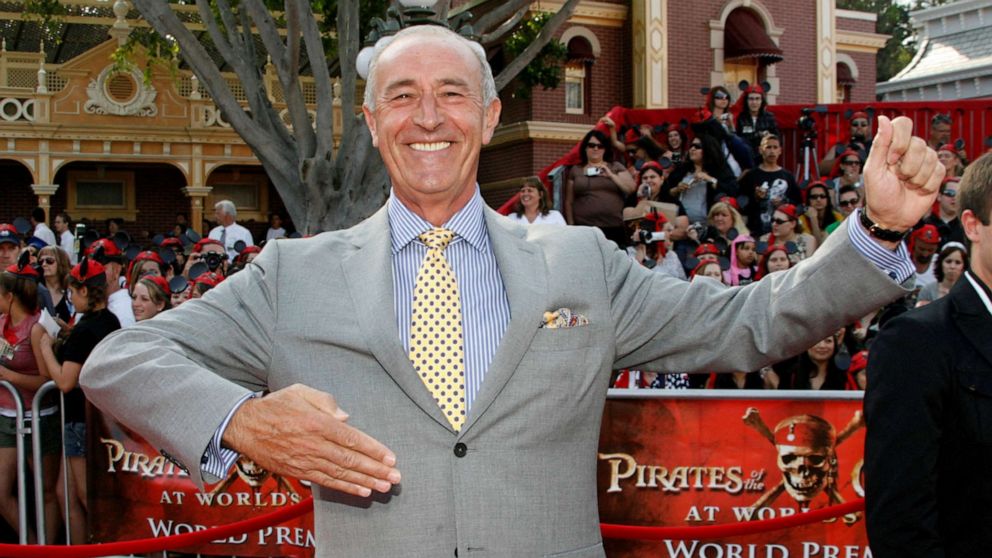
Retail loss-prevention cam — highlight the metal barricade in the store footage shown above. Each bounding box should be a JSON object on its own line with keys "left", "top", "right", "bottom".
{"left": 0, "top": 380, "right": 28, "bottom": 544}
{"left": 30, "top": 381, "right": 61, "bottom": 545}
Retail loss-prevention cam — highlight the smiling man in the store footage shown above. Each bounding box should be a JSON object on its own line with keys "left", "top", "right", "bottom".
{"left": 83, "top": 25, "right": 945, "bottom": 557}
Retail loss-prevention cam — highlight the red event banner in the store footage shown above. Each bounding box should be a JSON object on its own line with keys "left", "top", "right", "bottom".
{"left": 598, "top": 392, "right": 870, "bottom": 558}
{"left": 88, "top": 408, "right": 316, "bottom": 557}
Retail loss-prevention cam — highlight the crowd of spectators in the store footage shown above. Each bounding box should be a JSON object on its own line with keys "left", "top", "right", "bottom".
{"left": 505, "top": 108, "right": 988, "bottom": 393}
{"left": 0, "top": 200, "right": 282, "bottom": 542}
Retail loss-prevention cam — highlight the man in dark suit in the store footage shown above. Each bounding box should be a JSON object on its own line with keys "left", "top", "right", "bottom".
{"left": 865, "top": 152, "right": 992, "bottom": 557}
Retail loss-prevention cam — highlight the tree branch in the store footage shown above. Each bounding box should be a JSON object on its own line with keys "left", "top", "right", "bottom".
{"left": 335, "top": 0, "right": 360, "bottom": 167}
{"left": 131, "top": 0, "right": 283, "bottom": 163}
{"left": 244, "top": 0, "right": 314, "bottom": 157}
{"left": 300, "top": 0, "right": 334, "bottom": 161}
{"left": 481, "top": 4, "right": 528, "bottom": 47}
{"left": 473, "top": 0, "right": 529, "bottom": 36}
{"left": 493, "top": 0, "right": 578, "bottom": 92}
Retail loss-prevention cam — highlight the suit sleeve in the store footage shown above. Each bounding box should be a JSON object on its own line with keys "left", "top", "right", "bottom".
{"left": 606, "top": 217, "right": 908, "bottom": 374}
{"left": 864, "top": 314, "right": 947, "bottom": 558}
{"left": 80, "top": 239, "right": 281, "bottom": 490}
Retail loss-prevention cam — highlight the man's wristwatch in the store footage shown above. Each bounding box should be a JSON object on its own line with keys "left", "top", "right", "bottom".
{"left": 859, "top": 209, "right": 911, "bottom": 242}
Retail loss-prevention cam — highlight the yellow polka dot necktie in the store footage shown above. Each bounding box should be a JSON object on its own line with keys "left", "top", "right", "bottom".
{"left": 409, "top": 228, "right": 466, "bottom": 431}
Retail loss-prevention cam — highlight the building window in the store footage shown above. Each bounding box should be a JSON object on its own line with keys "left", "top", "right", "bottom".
{"left": 66, "top": 169, "right": 137, "bottom": 221}
{"left": 565, "top": 63, "right": 586, "bottom": 114}
{"left": 209, "top": 182, "right": 259, "bottom": 211}
{"left": 206, "top": 167, "right": 270, "bottom": 223}
{"left": 565, "top": 36, "right": 595, "bottom": 115}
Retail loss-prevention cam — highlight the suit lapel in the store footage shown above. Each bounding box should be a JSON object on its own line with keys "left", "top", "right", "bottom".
{"left": 341, "top": 207, "right": 451, "bottom": 431}
{"left": 460, "top": 209, "right": 547, "bottom": 434}
{"left": 950, "top": 277, "right": 992, "bottom": 369}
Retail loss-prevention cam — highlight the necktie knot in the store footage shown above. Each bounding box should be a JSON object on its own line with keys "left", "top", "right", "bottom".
{"left": 419, "top": 228, "right": 455, "bottom": 251}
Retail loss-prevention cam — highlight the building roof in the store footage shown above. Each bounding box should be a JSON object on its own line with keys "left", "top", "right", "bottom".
{"left": 886, "top": 26, "right": 992, "bottom": 85}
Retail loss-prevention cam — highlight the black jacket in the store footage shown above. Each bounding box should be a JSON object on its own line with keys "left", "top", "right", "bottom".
{"left": 864, "top": 274, "right": 992, "bottom": 557}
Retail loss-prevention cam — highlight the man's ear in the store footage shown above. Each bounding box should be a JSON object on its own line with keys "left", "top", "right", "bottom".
{"left": 961, "top": 209, "right": 982, "bottom": 244}
{"left": 482, "top": 98, "right": 502, "bottom": 145}
{"left": 362, "top": 105, "right": 379, "bottom": 147}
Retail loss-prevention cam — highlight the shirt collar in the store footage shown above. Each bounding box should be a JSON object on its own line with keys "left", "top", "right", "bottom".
{"left": 387, "top": 186, "right": 489, "bottom": 254}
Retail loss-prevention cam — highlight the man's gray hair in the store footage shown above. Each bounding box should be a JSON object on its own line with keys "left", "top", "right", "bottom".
{"left": 215, "top": 200, "right": 237, "bottom": 218}
{"left": 363, "top": 25, "right": 497, "bottom": 112}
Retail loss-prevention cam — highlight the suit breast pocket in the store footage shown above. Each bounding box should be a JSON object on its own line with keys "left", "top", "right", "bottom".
{"left": 528, "top": 325, "right": 592, "bottom": 353}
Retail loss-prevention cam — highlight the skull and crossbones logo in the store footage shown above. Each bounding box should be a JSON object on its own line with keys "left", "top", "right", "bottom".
{"left": 207, "top": 456, "right": 300, "bottom": 503}
{"left": 742, "top": 407, "right": 863, "bottom": 523}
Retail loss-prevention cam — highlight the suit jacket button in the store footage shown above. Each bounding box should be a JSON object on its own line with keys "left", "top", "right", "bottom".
{"left": 453, "top": 443, "right": 467, "bottom": 458}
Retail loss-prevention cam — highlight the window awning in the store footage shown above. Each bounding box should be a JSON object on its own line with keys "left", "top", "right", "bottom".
{"left": 837, "top": 63, "right": 856, "bottom": 85}
{"left": 567, "top": 37, "right": 596, "bottom": 63}
{"left": 724, "top": 9, "right": 784, "bottom": 64}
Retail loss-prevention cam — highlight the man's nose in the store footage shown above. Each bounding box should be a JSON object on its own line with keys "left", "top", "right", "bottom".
{"left": 413, "top": 94, "right": 443, "bottom": 130}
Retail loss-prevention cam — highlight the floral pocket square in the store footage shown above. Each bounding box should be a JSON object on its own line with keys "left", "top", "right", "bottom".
{"left": 541, "top": 308, "right": 589, "bottom": 329}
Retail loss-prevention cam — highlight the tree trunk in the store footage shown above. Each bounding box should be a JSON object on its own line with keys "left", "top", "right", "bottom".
{"left": 130, "top": 0, "right": 573, "bottom": 232}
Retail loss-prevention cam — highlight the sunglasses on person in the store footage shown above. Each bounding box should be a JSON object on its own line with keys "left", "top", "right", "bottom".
{"left": 807, "top": 194, "right": 828, "bottom": 201}
{"left": 942, "top": 189, "right": 957, "bottom": 198}
{"left": 39, "top": 257, "right": 57, "bottom": 265}
{"left": 586, "top": 142, "right": 605, "bottom": 149}
{"left": 689, "top": 143, "right": 703, "bottom": 149}
{"left": 851, "top": 120, "right": 869, "bottom": 127}
{"left": 713, "top": 92, "right": 729, "bottom": 100}
{"left": 841, "top": 159, "right": 860, "bottom": 165}
{"left": 839, "top": 198, "right": 860, "bottom": 207}
{"left": 772, "top": 218, "right": 792, "bottom": 225}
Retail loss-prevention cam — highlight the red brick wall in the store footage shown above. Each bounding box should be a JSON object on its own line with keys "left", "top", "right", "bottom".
{"left": 846, "top": 51, "right": 878, "bottom": 103}
{"left": 837, "top": 16, "right": 876, "bottom": 34}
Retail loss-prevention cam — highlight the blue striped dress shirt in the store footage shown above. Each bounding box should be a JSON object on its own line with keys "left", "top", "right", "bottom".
{"left": 388, "top": 188, "right": 511, "bottom": 410}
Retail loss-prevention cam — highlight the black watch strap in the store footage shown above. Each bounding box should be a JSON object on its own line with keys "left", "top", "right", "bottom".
{"left": 859, "top": 209, "right": 910, "bottom": 242}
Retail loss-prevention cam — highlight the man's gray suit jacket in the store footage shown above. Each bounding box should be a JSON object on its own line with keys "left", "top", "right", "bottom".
{"left": 81, "top": 206, "right": 906, "bottom": 557}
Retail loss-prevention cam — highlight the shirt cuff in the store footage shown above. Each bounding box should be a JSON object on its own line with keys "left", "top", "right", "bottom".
{"left": 846, "top": 209, "right": 915, "bottom": 284}
{"left": 200, "top": 392, "right": 258, "bottom": 484}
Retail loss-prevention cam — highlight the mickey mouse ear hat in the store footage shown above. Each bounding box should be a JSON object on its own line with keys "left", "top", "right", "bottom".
{"left": 4, "top": 250, "right": 39, "bottom": 279}
{"left": 70, "top": 256, "right": 107, "bottom": 288}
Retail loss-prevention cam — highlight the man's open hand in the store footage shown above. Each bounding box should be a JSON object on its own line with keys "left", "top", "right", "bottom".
{"left": 863, "top": 115, "right": 944, "bottom": 231}
{"left": 222, "top": 384, "right": 400, "bottom": 497}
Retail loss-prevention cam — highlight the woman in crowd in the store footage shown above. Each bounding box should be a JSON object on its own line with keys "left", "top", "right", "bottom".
{"left": 53, "top": 212, "right": 76, "bottom": 265}
{"left": 0, "top": 256, "right": 61, "bottom": 543}
{"left": 826, "top": 149, "right": 863, "bottom": 204}
{"left": 917, "top": 243, "right": 968, "bottom": 305}
{"left": 775, "top": 330, "right": 849, "bottom": 390}
{"left": 801, "top": 181, "right": 842, "bottom": 245}
{"left": 508, "top": 177, "right": 566, "bottom": 226}
{"left": 39, "top": 257, "right": 121, "bottom": 545}
{"left": 706, "top": 87, "right": 736, "bottom": 133}
{"left": 756, "top": 244, "right": 793, "bottom": 280}
{"left": 662, "top": 135, "right": 737, "bottom": 225}
{"left": 664, "top": 125, "right": 687, "bottom": 165}
{"left": 691, "top": 260, "right": 725, "bottom": 284}
{"left": 635, "top": 161, "right": 688, "bottom": 240}
{"left": 131, "top": 276, "right": 172, "bottom": 322}
{"left": 759, "top": 204, "right": 817, "bottom": 264}
{"left": 127, "top": 250, "right": 167, "bottom": 291}
{"left": 937, "top": 144, "right": 964, "bottom": 179}
{"left": 563, "top": 130, "right": 636, "bottom": 247}
{"left": 626, "top": 209, "right": 685, "bottom": 280}
{"left": 704, "top": 200, "right": 749, "bottom": 247}
{"left": 38, "top": 245, "right": 73, "bottom": 323}
{"left": 735, "top": 84, "right": 779, "bottom": 155}
{"left": 723, "top": 235, "right": 758, "bottom": 286}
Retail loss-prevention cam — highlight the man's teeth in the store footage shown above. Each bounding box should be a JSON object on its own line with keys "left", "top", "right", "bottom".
{"left": 410, "top": 142, "right": 451, "bottom": 152}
